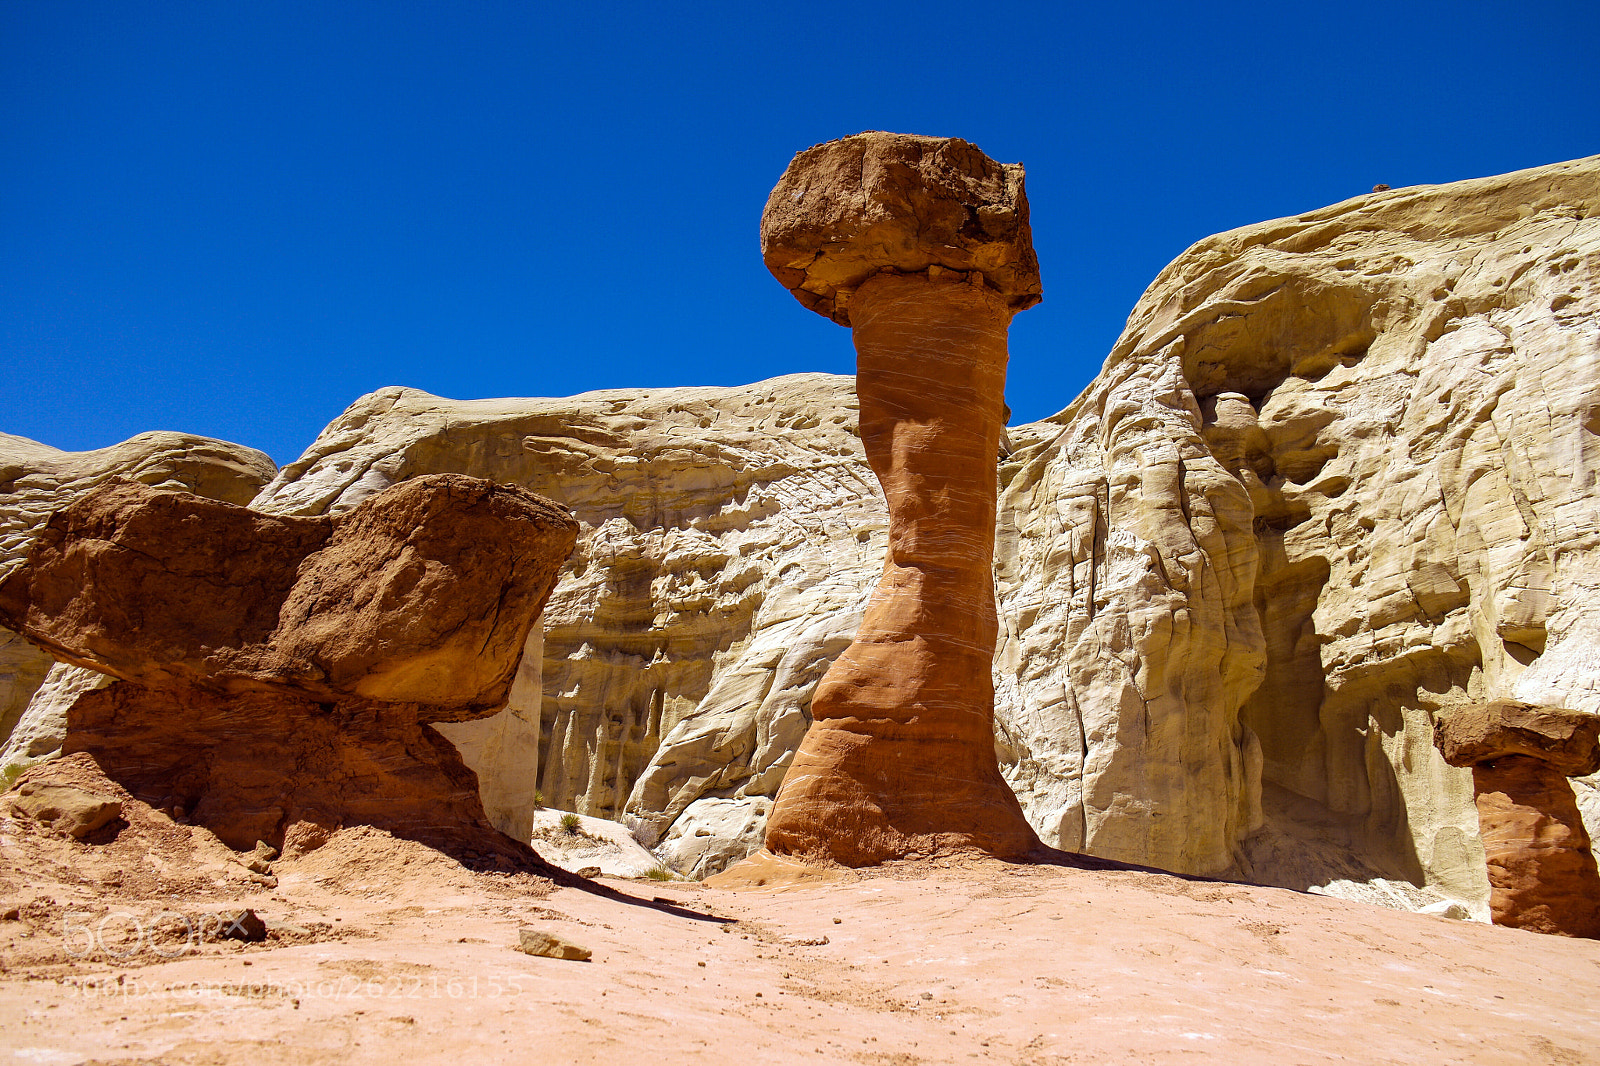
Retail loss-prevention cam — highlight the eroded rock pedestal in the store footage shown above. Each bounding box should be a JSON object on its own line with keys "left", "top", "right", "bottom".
{"left": 757, "top": 132, "right": 1042, "bottom": 863}
{"left": 0, "top": 473, "right": 578, "bottom": 864}
{"left": 226, "top": 154, "right": 1600, "bottom": 894}
{"left": 1435, "top": 700, "right": 1600, "bottom": 937}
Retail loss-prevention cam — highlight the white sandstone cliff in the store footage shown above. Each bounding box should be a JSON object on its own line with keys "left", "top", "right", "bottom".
{"left": 995, "top": 154, "right": 1600, "bottom": 906}
{"left": 249, "top": 375, "right": 887, "bottom": 861}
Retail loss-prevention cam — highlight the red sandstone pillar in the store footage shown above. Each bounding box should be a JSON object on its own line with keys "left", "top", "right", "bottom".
{"left": 1435, "top": 700, "right": 1600, "bottom": 938}
{"left": 1472, "top": 757, "right": 1600, "bottom": 938}
{"left": 758, "top": 132, "right": 1045, "bottom": 864}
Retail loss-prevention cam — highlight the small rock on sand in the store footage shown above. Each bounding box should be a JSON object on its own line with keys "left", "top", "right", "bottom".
{"left": 517, "top": 928, "right": 592, "bottom": 961}
{"left": 8, "top": 782, "right": 122, "bottom": 839}
{"left": 212, "top": 909, "right": 267, "bottom": 942}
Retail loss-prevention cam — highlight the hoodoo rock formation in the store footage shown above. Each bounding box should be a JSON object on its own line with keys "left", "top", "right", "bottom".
{"left": 754, "top": 132, "right": 1044, "bottom": 863}
{"left": 0, "top": 474, "right": 578, "bottom": 860}
{"left": 1, "top": 476, "right": 574, "bottom": 711}
{"left": 97, "top": 152, "right": 1598, "bottom": 910}
{"left": 1435, "top": 700, "right": 1600, "bottom": 937}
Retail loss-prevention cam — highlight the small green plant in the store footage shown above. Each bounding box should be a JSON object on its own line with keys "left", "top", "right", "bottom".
{"left": 533, "top": 790, "right": 545, "bottom": 809}
{"left": 1, "top": 763, "right": 22, "bottom": 788}
{"left": 645, "top": 866, "right": 672, "bottom": 882}
{"left": 560, "top": 812, "right": 581, "bottom": 834}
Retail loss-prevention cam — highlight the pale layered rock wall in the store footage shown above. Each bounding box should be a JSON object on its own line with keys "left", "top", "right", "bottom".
{"left": 0, "top": 628, "right": 51, "bottom": 759}
{"left": 0, "top": 662, "right": 112, "bottom": 770}
{"left": 431, "top": 624, "right": 545, "bottom": 841}
{"left": 996, "top": 154, "right": 1600, "bottom": 892}
{"left": 250, "top": 375, "right": 888, "bottom": 849}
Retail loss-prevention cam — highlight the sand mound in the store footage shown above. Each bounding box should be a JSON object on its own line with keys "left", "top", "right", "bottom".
{"left": 0, "top": 753, "right": 264, "bottom": 906}
{"left": 273, "top": 825, "right": 551, "bottom": 903}
{"left": 0, "top": 753, "right": 555, "bottom": 977}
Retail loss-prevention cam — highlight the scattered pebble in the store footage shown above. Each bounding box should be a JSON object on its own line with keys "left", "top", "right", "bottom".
{"left": 212, "top": 909, "right": 267, "bottom": 942}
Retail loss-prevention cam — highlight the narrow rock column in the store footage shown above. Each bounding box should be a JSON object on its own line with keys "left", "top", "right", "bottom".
{"left": 1434, "top": 700, "right": 1600, "bottom": 938}
{"left": 758, "top": 132, "right": 1044, "bottom": 864}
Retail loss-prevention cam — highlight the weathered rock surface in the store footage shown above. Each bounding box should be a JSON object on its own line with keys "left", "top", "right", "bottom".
{"left": 994, "top": 153, "right": 1600, "bottom": 894}
{"left": 0, "top": 474, "right": 577, "bottom": 864}
{"left": 1435, "top": 701, "right": 1600, "bottom": 936}
{"left": 0, "top": 431, "right": 277, "bottom": 768}
{"left": 6, "top": 779, "right": 122, "bottom": 839}
{"left": 252, "top": 154, "right": 1600, "bottom": 903}
{"left": 249, "top": 374, "right": 887, "bottom": 868}
{"left": 0, "top": 475, "right": 575, "bottom": 713}
{"left": 516, "top": 927, "right": 592, "bottom": 961}
{"left": 761, "top": 131, "right": 1041, "bottom": 325}
{"left": 657, "top": 795, "right": 769, "bottom": 880}
{"left": 62, "top": 680, "right": 505, "bottom": 855}
{"left": 1435, "top": 699, "right": 1600, "bottom": 774}
{"left": 431, "top": 624, "right": 546, "bottom": 842}
{"left": 0, "top": 432, "right": 277, "bottom": 583}
{"left": 211, "top": 909, "right": 268, "bottom": 943}
{"left": 1468, "top": 758, "right": 1599, "bottom": 938}
{"left": 757, "top": 132, "right": 1044, "bottom": 864}
{"left": 527, "top": 808, "right": 662, "bottom": 878}
{"left": 0, "top": 628, "right": 51, "bottom": 761}
{"left": 0, "top": 662, "right": 112, "bottom": 771}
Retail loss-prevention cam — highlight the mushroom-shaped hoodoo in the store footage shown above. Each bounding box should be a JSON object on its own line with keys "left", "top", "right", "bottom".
{"left": 1435, "top": 700, "right": 1600, "bottom": 938}
{"left": 754, "top": 132, "right": 1045, "bottom": 865}
{"left": 761, "top": 132, "right": 1042, "bottom": 326}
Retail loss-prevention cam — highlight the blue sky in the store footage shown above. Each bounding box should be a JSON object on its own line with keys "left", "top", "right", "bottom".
{"left": 3, "top": 1, "right": 1596, "bottom": 465}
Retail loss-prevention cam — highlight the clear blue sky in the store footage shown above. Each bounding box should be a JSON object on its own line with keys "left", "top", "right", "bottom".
{"left": 4, "top": 2, "right": 1596, "bottom": 465}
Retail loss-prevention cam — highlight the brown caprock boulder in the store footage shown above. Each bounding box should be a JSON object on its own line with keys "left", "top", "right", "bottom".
{"left": 0, "top": 474, "right": 573, "bottom": 713}
{"left": 0, "top": 474, "right": 578, "bottom": 862}
{"left": 756, "top": 132, "right": 1044, "bottom": 864}
{"left": 1435, "top": 700, "right": 1600, "bottom": 938}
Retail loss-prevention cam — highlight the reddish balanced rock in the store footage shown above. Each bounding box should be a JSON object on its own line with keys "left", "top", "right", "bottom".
{"left": 1434, "top": 700, "right": 1600, "bottom": 938}
{"left": 0, "top": 474, "right": 575, "bottom": 713}
{"left": 0, "top": 474, "right": 578, "bottom": 865}
{"left": 758, "top": 132, "right": 1044, "bottom": 864}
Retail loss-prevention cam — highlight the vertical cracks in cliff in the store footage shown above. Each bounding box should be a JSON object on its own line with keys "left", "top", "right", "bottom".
{"left": 1088, "top": 479, "right": 1108, "bottom": 621}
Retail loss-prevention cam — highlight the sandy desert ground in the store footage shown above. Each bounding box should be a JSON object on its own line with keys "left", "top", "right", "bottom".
{"left": 2, "top": 790, "right": 1598, "bottom": 1066}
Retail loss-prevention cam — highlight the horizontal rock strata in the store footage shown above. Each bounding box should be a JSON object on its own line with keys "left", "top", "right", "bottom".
{"left": 250, "top": 374, "right": 886, "bottom": 860}
{"left": 995, "top": 153, "right": 1600, "bottom": 891}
